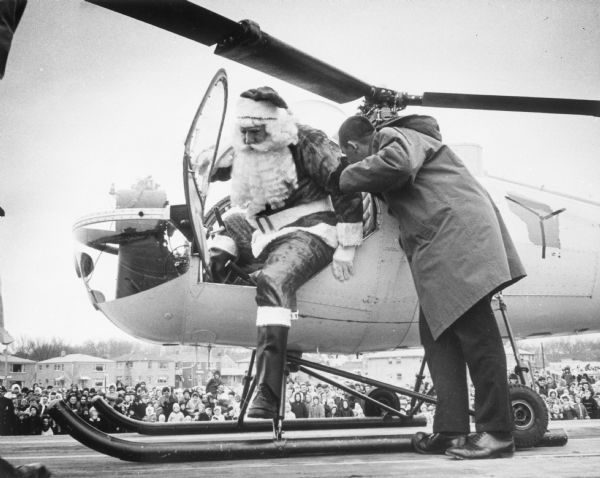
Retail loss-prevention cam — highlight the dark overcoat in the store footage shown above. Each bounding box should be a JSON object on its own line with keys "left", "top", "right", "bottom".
{"left": 339, "top": 116, "right": 526, "bottom": 339}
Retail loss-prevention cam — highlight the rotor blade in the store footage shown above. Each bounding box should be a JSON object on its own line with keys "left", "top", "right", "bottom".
{"left": 214, "top": 22, "right": 372, "bottom": 103}
{"left": 415, "top": 92, "right": 600, "bottom": 117}
{"left": 86, "top": 1, "right": 372, "bottom": 102}
{"left": 85, "top": 0, "right": 243, "bottom": 46}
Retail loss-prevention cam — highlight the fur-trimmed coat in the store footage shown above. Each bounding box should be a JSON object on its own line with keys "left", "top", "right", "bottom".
{"left": 214, "top": 124, "right": 363, "bottom": 259}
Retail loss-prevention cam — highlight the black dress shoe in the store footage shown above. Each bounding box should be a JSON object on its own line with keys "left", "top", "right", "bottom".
{"left": 247, "top": 385, "right": 279, "bottom": 419}
{"left": 15, "top": 463, "right": 52, "bottom": 478}
{"left": 412, "top": 432, "right": 467, "bottom": 454}
{"left": 445, "top": 432, "right": 515, "bottom": 459}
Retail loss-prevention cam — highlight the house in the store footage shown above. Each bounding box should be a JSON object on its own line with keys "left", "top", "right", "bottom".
{"left": 0, "top": 354, "right": 36, "bottom": 388}
{"left": 505, "top": 345, "right": 536, "bottom": 374}
{"left": 36, "top": 353, "right": 115, "bottom": 390}
{"left": 112, "top": 352, "right": 175, "bottom": 389}
{"left": 362, "top": 349, "right": 426, "bottom": 389}
{"left": 168, "top": 347, "right": 245, "bottom": 389}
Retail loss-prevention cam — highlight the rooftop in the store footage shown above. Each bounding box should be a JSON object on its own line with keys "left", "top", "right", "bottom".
{"left": 2, "top": 354, "right": 36, "bottom": 364}
{"left": 38, "top": 353, "right": 114, "bottom": 364}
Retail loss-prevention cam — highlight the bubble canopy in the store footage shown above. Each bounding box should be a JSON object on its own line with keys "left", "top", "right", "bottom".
{"left": 72, "top": 208, "right": 191, "bottom": 305}
{"left": 72, "top": 70, "right": 230, "bottom": 307}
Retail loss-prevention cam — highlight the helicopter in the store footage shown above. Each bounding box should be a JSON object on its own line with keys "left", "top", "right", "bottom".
{"left": 57, "top": 0, "right": 600, "bottom": 462}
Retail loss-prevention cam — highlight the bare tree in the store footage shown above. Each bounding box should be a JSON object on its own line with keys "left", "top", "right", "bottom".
{"left": 12, "top": 336, "right": 73, "bottom": 361}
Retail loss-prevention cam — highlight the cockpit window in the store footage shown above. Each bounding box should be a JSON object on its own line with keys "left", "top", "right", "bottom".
{"left": 183, "top": 69, "right": 228, "bottom": 282}
{"left": 73, "top": 211, "right": 190, "bottom": 303}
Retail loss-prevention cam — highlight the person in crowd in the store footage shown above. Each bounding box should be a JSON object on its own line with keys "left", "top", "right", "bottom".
{"left": 333, "top": 114, "right": 526, "bottom": 459}
{"left": 581, "top": 390, "right": 599, "bottom": 419}
{"left": 560, "top": 395, "right": 577, "bottom": 420}
{"left": 180, "top": 389, "right": 191, "bottom": 408}
{"left": 508, "top": 374, "right": 519, "bottom": 386}
{"left": 283, "top": 402, "right": 296, "bottom": 420}
{"left": 0, "top": 385, "right": 15, "bottom": 435}
{"left": 212, "top": 405, "right": 226, "bottom": 421}
{"left": 27, "top": 406, "right": 41, "bottom": 435}
{"left": 205, "top": 371, "right": 223, "bottom": 397}
{"left": 158, "top": 386, "right": 176, "bottom": 420}
{"left": 562, "top": 367, "right": 576, "bottom": 386}
{"left": 66, "top": 394, "right": 83, "bottom": 418}
{"left": 40, "top": 417, "right": 54, "bottom": 437}
{"left": 337, "top": 399, "right": 354, "bottom": 417}
{"left": 223, "top": 406, "right": 236, "bottom": 421}
{"left": 581, "top": 380, "right": 595, "bottom": 396}
{"left": 37, "top": 394, "right": 49, "bottom": 419}
{"left": 14, "top": 398, "right": 31, "bottom": 435}
{"left": 308, "top": 395, "right": 325, "bottom": 418}
{"left": 79, "top": 394, "right": 91, "bottom": 420}
{"left": 198, "top": 406, "right": 211, "bottom": 422}
{"left": 143, "top": 404, "right": 157, "bottom": 423}
{"left": 186, "top": 391, "right": 202, "bottom": 417}
{"left": 352, "top": 401, "right": 365, "bottom": 418}
{"left": 167, "top": 402, "right": 185, "bottom": 422}
{"left": 87, "top": 407, "right": 107, "bottom": 432}
{"left": 204, "top": 87, "right": 363, "bottom": 420}
{"left": 573, "top": 395, "right": 590, "bottom": 420}
{"left": 105, "top": 384, "right": 118, "bottom": 402}
{"left": 291, "top": 392, "right": 308, "bottom": 419}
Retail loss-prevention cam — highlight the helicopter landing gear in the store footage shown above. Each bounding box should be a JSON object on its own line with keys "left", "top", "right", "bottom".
{"left": 364, "top": 388, "right": 401, "bottom": 418}
{"left": 272, "top": 362, "right": 289, "bottom": 442}
{"left": 509, "top": 383, "right": 548, "bottom": 448}
{"left": 495, "top": 293, "right": 549, "bottom": 448}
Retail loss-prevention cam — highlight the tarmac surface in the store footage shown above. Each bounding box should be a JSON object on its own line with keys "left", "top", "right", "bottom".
{"left": 2, "top": 420, "right": 600, "bottom": 478}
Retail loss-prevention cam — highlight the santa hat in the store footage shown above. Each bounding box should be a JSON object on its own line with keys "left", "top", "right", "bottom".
{"left": 233, "top": 86, "right": 299, "bottom": 149}
{"left": 236, "top": 86, "right": 290, "bottom": 127}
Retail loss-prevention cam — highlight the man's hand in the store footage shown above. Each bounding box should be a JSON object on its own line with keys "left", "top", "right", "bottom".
{"left": 332, "top": 245, "right": 356, "bottom": 282}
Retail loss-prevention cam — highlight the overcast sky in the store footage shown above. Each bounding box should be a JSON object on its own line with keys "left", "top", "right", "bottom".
{"left": 0, "top": 0, "right": 599, "bottom": 345}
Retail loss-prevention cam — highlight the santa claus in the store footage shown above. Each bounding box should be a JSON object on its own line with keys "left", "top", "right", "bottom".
{"left": 207, "top": 86, "right": 363, "bottom": 419}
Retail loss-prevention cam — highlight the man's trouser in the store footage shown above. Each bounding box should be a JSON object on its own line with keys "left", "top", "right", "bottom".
{"left": 419, "top": 296, "right": 513, "bottom": 434}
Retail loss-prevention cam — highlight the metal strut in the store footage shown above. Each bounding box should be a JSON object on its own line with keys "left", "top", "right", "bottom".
{"left": 237, "top": 349, "right": 257, "bottom": 427}
{"left": 495, "top": 293, "right": 529, "bottom": 384}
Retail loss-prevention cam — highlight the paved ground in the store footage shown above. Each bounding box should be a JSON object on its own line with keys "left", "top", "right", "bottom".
{"left": 2, "top": 421, "right": 600, "bottom": 477}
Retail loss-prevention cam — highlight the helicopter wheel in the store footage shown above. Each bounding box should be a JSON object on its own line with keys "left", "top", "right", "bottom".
{"left": 364, "top": 388, "right": 400, "bottom": 417}
{"left": 510, "top": 383, "right": 548, "bottom": 448}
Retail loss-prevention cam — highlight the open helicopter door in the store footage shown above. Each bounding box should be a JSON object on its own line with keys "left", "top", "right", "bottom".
{"left": 183, "top": 69, "right": 228, "bottom": 283}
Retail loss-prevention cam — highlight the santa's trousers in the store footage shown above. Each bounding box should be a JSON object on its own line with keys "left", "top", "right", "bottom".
{"left": 254, "top": 231, "right": 334, "bottom": 311}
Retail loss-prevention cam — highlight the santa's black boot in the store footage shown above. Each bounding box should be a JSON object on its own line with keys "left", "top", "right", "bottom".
{"left": 247, "top": 325, "right": 288, "bottom": 419}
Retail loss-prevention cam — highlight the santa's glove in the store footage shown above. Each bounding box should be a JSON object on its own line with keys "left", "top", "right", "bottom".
{"left": 331, "top": 245, "right": 356, "bottom": 282}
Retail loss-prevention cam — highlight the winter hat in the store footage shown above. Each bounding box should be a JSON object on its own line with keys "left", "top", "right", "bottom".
{"left": 236, "top": 86, "right": 290, "bottom": 128}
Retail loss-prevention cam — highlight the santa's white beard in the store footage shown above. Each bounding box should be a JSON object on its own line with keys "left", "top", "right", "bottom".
{"left": 230, "top": 145, "right": 298, "bottom": 218}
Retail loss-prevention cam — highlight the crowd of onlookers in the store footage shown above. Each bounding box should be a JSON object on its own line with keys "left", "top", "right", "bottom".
{"left": 1, "top": 366, "right": 598, "bottom": 436}
{"left": 0, "top": 371, "right": 370, "bottom": 436}
{"left": 527, "top": 367, "right": 599, "bottom": 420}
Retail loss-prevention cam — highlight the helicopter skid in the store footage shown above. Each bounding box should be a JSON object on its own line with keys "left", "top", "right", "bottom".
{"left": 89, "top": 395, "right": 426, "bottom": 436}
{"left": 49, "top": 399, "right": 415, "bottom": 462}
{"left": 49, "top": 400, "right": 567, "bottom": 463}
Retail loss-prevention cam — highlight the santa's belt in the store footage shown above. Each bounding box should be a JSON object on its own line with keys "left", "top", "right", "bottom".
{"left": 252, "top": 198, "right": 333, "bottom": 233}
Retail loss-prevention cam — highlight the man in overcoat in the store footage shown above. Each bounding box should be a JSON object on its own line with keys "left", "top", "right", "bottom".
{"left": 332, "top": 115, "right": 526, "bottom": 459}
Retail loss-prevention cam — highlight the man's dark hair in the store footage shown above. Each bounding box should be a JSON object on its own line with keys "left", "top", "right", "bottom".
{"left": 338, "top": 115, "right": 375, "bottom": 147}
